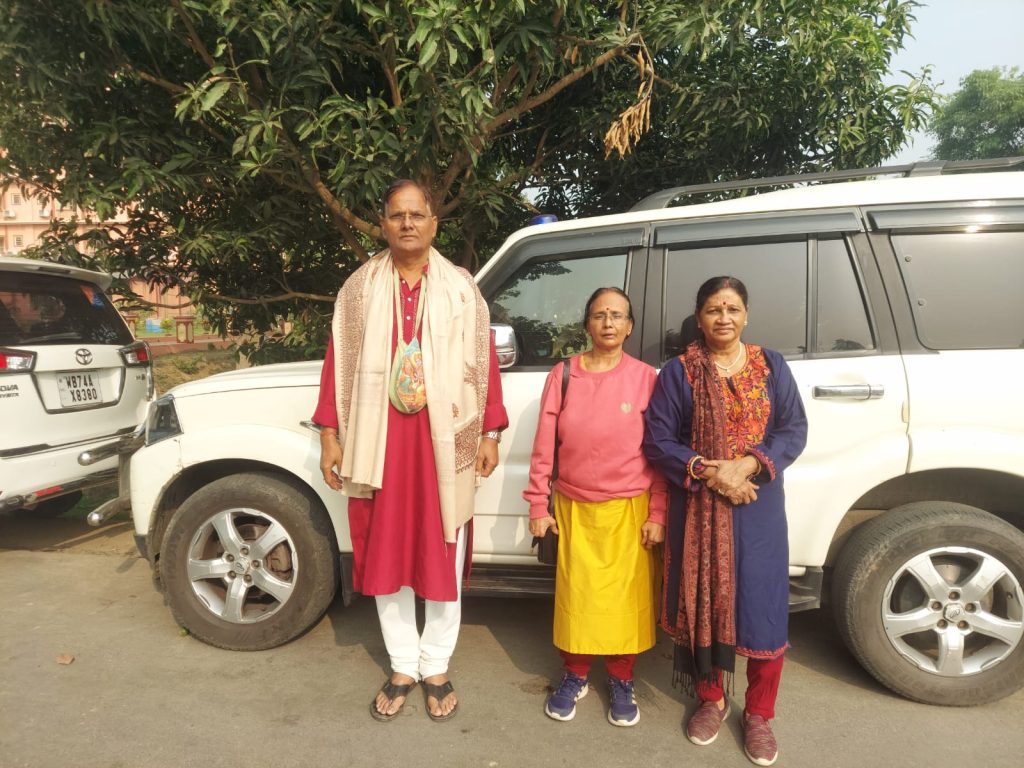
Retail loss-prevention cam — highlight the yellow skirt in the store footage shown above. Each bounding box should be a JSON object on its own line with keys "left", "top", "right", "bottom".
{"left": 552, "top": 490, "right": 657, "bottom": 655}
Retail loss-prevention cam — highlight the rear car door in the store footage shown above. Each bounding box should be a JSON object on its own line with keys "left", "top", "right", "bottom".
{"left": 867, "top": 203, "right": 1024, "bottom": 479}
{"left": 646, "top": 210, "right": 911, "bottom": 569}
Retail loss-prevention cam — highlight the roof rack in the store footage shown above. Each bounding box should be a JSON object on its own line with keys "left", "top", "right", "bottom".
{"left": 629, "top": 156, "right": 1024, "bottom": 211}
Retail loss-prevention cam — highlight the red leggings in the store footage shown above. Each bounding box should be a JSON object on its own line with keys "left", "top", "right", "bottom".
{"left": 560, "top": 650, "right": 636, "bottom": 681}
{"left": 696, "top": 655, "right": 784, "bottom": 720}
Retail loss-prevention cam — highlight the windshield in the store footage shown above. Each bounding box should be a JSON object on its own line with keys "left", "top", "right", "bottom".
{"left": 0, "top": 272, "right": 134, "bottom": 346}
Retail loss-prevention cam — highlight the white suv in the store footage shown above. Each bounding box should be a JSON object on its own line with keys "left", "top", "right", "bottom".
{"left": 114, "top": 159, "right": 1024, "bottom": 706}
{"left": 0, "top": 257, "right": 154, "bottom": 515}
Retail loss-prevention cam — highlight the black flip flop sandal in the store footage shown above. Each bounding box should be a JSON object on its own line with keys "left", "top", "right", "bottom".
{"left": 370, "top": 678, "right": 416, "bottom": 722}
{"left": 423, "top": 679, "right": 458, "bottom": 722}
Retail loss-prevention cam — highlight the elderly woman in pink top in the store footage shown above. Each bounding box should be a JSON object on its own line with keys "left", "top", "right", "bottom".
{"left": 524, "top": 286, "right": 666, "bottom": 727}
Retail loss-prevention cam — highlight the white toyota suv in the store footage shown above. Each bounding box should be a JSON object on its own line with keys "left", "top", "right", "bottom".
{"left": 109, "top": 159, "right": 1024, "bottom": 707}
{"left": 0, "top": 256, "right": 154, "bottom": 515}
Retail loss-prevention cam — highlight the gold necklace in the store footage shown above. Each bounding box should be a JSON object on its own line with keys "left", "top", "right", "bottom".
{"left": 714, "top": 345, "right": 744, "bottom": 372}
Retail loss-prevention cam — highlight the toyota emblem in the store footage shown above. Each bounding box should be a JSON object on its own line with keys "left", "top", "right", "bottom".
{"left": 75, "top": 348, "right": 93, "bottom": 365}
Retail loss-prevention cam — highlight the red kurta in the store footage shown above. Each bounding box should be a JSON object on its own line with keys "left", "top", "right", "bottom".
{"left": 313, "top": 270, "right": 508, "bottom": 601}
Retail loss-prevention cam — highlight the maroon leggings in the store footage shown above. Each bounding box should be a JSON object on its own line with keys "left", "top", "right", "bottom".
{"left": 560, "top": 650, "right": 636, "bottom": 681}
{"left": 696, "top": 655, "right": 784, "bottom": 719}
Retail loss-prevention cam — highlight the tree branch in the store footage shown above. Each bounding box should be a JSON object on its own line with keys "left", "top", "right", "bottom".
{"left": 437, "top": 42, "right": 633, "bottom": 210}
{"left": 438, "top": 148, "right": 471, "bottom": 205}
{"left": 487, "top": 42, "right": 632, "bottom": 133}
{"left": 126, "top": 65, "right": 231, "bottom": 145}
{"left": 170, "top": 0, "right": 217, "bottom": 70}
{"left": 519, "top": 60, "right": 543, "bottom": 110}
{"left": 490, "top": 63, "right": 521, "bottom": 108}
{"left": 198, "top": 289, "right": 336, "bottom": 305}
{"left": 120, "top": 295, "right": 195, "bottom": 311}
{"left": 220, "top": 39, "right": 379, "bottom": 255}
{"left": 371, "top": 24, "right": 402, "bottom": 108}
{"left": 131, "top": 67, "right": 187, "bottom": 95}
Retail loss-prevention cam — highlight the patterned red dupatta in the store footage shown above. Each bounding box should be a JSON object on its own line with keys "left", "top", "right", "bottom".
{"left": 671, "top": 341, "right": 737, "bottom": 692}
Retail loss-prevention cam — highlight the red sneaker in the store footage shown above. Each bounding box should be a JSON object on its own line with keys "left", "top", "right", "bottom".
{"left": 743, "top": 712, "right": 779, "bottom": 766}
{"left": 686, "top": 699, "right": 730, "bottom": 745}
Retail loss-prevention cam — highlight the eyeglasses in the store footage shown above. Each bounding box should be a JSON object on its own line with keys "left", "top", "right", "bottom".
{"left": 386, "top": 212, "right": 431, "bottom": 224}
{"left": 588, "top": 312, "right": 629, "bottom": 324}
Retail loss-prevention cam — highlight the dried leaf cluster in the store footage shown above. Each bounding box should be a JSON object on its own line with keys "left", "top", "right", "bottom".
{"left": 604, "top": 45, "right": 655, "bottom": 159}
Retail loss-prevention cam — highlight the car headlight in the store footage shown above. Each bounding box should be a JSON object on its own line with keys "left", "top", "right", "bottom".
{"left": 145, "top": 394, "right": 182, "bottom": 445}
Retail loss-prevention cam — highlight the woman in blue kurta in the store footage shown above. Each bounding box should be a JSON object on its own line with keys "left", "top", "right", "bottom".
{"left": 643, "top": 276, "right": 807, "bottom": 767}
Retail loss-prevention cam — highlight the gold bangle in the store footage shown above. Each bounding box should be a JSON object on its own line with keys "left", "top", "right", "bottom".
{"left": 687, "top": 455, "right": 705, "bottom": 481}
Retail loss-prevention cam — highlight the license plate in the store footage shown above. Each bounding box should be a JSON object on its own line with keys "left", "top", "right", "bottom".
{"left": 57, "top": 371, "right": 102, "bottom": 407}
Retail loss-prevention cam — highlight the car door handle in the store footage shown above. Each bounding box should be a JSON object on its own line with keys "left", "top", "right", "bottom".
{"left": 812, "top": 384, "right": 885, "bottom": 400}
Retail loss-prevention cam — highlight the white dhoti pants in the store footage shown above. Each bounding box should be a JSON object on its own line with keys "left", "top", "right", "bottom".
{"left": 374, "top": 525, "right": 467, "bottom": 679}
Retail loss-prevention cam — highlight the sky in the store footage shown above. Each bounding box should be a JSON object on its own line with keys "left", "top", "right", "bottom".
{"left": 884, "top": 0, "right": 1024, "bottom": 163}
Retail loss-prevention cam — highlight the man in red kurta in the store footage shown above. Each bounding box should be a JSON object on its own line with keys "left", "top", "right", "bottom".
{"left": 314, "top": 180, "right": 507, "bottom": 723}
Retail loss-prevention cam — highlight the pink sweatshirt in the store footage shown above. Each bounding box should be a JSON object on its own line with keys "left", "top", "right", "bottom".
{"left": 523, "top": 353, "right": 667, "bottom": 524}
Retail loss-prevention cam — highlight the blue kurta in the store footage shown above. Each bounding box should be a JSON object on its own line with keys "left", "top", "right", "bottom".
{"left": 643, "top": 348, "right": 807, "bottom": 657}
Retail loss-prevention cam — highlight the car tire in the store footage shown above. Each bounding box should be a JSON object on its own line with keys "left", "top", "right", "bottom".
{"left": 159, "top": 472, "right": 339, "bottom": 651}
{"left": 832, "top": 502, "right": 1024, "bottom": 705}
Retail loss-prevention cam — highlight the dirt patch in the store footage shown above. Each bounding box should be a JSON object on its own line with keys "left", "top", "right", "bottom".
{"left": 0, "top": 509, "right": 139, "bottom": 556}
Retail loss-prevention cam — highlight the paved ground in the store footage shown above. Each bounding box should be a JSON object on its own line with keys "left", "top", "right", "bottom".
{"left": 2, "top": 512, "right": 1022, "bottom": 768}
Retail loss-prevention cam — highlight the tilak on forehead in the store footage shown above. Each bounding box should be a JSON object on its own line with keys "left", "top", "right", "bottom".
{"left": 708, "top": 292, "right": 745, "bottom": 307}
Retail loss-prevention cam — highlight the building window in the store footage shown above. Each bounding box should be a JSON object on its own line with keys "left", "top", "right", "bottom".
{"left": 13, "top": 235, "right": 24, "bottom": 247}
{"left": 11, "top": 192, "right": 22, "bottom": 205}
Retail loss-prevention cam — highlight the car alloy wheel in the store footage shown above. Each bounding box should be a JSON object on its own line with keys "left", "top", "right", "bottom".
{"left": 186, "top": 507, "right": 298, "bottom": 624}
{"left": 159, "top": 472, "right": 338, "bottom": 650}
{"left": 882, "top": 545, "right": 1023, "bottom": 677}
{"left": 833, "top": 502, "right": 1024, "bottom": 705}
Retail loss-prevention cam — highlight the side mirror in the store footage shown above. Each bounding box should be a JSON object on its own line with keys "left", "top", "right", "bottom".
{"left": 491, "top": 324, "right": 518, "bottom": 369}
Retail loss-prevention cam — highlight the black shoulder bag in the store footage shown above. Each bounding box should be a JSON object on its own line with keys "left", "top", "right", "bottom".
{"left": 532, "top": 359, "right": 571, "bottom": 566}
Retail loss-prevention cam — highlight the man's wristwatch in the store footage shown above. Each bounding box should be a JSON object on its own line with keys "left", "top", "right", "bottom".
{"left": 482, "top": 429, "right": 502, "bottom": 443}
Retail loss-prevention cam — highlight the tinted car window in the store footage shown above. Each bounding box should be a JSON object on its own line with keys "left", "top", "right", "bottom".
{"left": 489, "top": 253, "right": 628, "bottom": 366}
{"left": 816, "top": 238, "right": 875, "bottom": 353}
{"left": 663, "top": 240, "right": 807, "bottom": 360}
{"left": 892, "top": 231, "right": 1024, "bottom": 349}
{"left": 0, "top": 272, "right": 133, "bottom": 346}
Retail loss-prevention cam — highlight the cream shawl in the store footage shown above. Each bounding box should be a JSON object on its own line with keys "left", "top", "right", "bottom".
{"left": 331, "top": 247, "right": 490, "bottom": 542}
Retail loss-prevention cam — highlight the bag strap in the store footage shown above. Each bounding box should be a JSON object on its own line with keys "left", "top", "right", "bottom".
{"left": 551, "top": 358, "right": 571, "bottom": 484}
{"left": 561, "top": 356, "right": 571, "bottom": 403}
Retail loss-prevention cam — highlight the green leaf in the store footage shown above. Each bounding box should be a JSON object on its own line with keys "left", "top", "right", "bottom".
{"left": 419, "top": 37, "right": 438, "bottom": 68}
{"left": 201, "top": 81, "right": 232, "bottom": 112}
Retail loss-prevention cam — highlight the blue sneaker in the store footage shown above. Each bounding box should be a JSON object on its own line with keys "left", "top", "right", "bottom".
{"left": 545, "top": 672, "right": 589, "bottom": 721}
{"left": 606, "top": 676, "right": 640, "bottom": 727}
